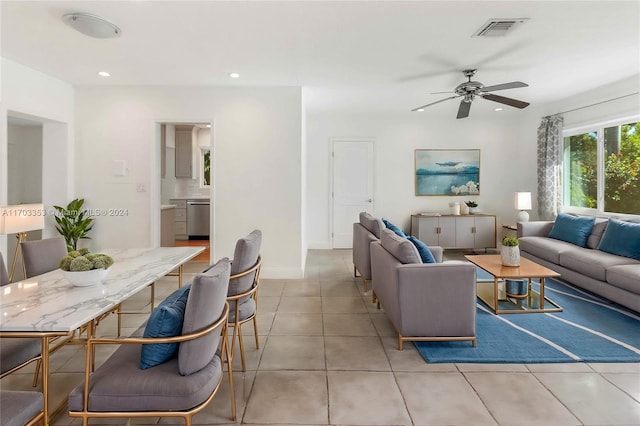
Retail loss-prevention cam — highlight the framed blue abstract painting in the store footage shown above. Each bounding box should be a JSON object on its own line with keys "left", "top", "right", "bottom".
{"left": 415, "top": 149, "right": 480, "bottom": 196}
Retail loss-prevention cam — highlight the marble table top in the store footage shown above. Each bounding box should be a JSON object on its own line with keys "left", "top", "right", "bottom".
{"left": 0, "top": 247, "right": 205, "bottom": 333}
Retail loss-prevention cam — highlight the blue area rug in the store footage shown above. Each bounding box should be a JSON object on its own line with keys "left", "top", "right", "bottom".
{"left": 414, "top": 274, "right": 640, "bottom": 363}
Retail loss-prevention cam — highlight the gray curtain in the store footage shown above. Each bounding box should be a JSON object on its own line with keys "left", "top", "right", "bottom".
{"left": 537, "top": 114, "right": 564, "bottom": 220}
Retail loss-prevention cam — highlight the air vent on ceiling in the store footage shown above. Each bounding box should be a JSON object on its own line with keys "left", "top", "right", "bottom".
{"left": 473, "top": 18, "right": 529, "bottom": 37}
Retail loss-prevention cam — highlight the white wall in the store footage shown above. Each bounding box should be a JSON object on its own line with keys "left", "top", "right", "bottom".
{"left": 0, "top": 58, "right": 74, "bottom": 261}
{"left": 74, "top": 86, "right": 304, "bottom": 278}
{"left": 306, "top": 112, "right": 536, "bottom": 248}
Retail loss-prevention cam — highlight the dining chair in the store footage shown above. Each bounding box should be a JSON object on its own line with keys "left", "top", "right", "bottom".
{"left": 0, "top": 390, "right": 45, "bottom": 426}
{"left": 0, "top": 252, "right": 43, "bottom": 387}
{"left": 20, "top": 236, "right": 68, "bottom": 278}
{"left": 226, "top": 229, "right": 262, "bottom": 372}
{"left": 68, "top": 258, "right": 236, "bottom": 426}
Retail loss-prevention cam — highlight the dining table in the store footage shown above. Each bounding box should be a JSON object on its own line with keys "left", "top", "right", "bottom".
{"left": 0, "top": 246, "right": 206, "bottom": 425}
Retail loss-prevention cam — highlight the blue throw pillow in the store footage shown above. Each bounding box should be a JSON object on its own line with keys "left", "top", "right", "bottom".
{"left": 407, "top": 235, "right": 436, "bottom": 263}
{"left": 382, "top": 218, "right": 406, "bottom": 238}
{"left": 547, "top": 213, "right": 595, "bottom": 247}
{"left": 598, "top": 219, "right": 640, "bottom": 260}
{"left": 140, "top": 285, "right": 191, "bottom": 369}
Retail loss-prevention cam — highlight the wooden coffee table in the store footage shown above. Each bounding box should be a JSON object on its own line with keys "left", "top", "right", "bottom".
{"left": 464, "top": 255, "right": 563, "bottom": 314}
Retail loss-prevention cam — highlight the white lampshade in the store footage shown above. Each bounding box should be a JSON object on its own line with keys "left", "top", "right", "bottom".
{"left": 515, "top": 192, "right": 532, "bottom": 211}
{"left": 0, "top": 204, "right": 45, "bottom": 234}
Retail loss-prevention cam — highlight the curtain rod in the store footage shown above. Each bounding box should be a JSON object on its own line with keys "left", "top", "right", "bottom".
{"left": 557, "top": 91, "right": 639, "bottom": 115}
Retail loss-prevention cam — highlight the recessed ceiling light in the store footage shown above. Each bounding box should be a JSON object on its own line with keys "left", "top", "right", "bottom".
{"left": 229, "top": 73, "right": 240, "bottom": 79}
{"left": 206, "top": 124, "right": 211, "bottom": 128}
{"left": 97, "top": 71, "right": 111, "bottom": 77}
{"left": 495, "top": 107, "right": 503, "bottom": 111}
{"left": 416, "top": 108, "right": 425, "bottom": 112}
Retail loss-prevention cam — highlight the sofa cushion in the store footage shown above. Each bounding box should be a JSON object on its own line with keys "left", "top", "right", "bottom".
{"left": 179, "top": 258, "right": 230, "bottom": 376}
{"left": 518, "top": 236, "right": 578, "bottom": 264}
{"left": 407, "top": 236, "right": 436, "bottom": 263}
{"left": 598, "top": 218, "right": 640, "bottom": 261}
{"left": 382, "top": 219, "right": 406, "bottom": 238}
{"left": 380, "top": 229, "right": 421, "bottom": 264}
{"left": 586, "top": 218, "right": 608, "bottom": 249}
{"left": 547, "top": 213, "right": 595, "bottom": 247}
{"left": 359, "top": 212, "right": 385, "bottom": 238}
{"left": 559, "top": 248, "right": 638, "bottom": 282}
{"left": 140, "top": 285, "right": 191, "bottom": 369}
{"left": 606, "top": 264, "right": 640, "bottom": 294}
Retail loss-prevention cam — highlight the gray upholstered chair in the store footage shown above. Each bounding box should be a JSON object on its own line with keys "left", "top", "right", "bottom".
{"left": 371, "top": 229, "right": 477, "bottom": 350}
{"left": 0, "top": 390, "right": 44, "bottom": 426}
{"left": 227, "top": 230, "right": 262, "bottom": 372}
{"left": 20, "top": 236, "right": 67, "bottom": 278}
{"left": 0, "top": 252, "right": 43, "bottom": 387}
{"left": 352, "top": 212, "right": 385, "bottom": 294}
{"left": 68, "top": 258, "right": 236, "bottom": 426}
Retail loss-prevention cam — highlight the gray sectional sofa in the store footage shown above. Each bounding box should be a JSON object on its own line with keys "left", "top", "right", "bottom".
{"left": 352, "top": 212, "right": 385, "bottom": 292}
{"left": 518, "top": 216, "right": 640, "bottom": 312}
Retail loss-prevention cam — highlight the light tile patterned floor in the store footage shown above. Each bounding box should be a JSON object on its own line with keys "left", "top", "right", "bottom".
{"left": 3, "top": 249, "right": 639, "bottom": 425}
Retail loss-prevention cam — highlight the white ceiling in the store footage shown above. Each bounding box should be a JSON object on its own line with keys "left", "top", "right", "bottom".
{"left": 2, "top": 1, "right": 639, "bottom": 116}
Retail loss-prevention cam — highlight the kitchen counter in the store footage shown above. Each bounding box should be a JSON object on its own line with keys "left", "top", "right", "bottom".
{"left": 161, "top": 204, "right": 176, "bottom": 210}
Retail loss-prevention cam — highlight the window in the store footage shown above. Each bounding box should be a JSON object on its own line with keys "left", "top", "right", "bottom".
{"left": 563, "top": 119, "right": 640, "bottom": 215}
{"left": 200, "top": 149, "right": 210, "bottom": 187}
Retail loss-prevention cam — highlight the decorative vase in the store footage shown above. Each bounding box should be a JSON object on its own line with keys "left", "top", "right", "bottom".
{"left": 460, "top": 203, "right": 469, "bottom": 215}
{"left": 501, "top": 245, "right": 520, "bottom": 267}
{"left": 63, "top": 268, "right": 109, "bottom": 287}
{"left": 468, "top": 207, "right": 477, "bottom": 214}
{"left": 449, "top": 202, "right": 460, "bottom": 215}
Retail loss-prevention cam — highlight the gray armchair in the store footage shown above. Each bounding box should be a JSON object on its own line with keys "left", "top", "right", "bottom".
{"left": 352, "top": 212, "right": 384, "bottom": 293}
{"left": 227, "top": 229, "right": 262, "bottom": 372}
{"left": 0, "top": 390, "right": 44, "bottom": 426}
{"left": 0, "top": 253, "right": 43, "bottom": 388}
{"left": 371, "top": 229, "right": 477, "bottom": 350}
{"left": 68, "top": 258, "right": 236, "bottom": 425}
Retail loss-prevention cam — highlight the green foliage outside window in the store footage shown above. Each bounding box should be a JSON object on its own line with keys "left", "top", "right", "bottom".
{"left": 565, "top": 122, "right": 639, "bottom": 215}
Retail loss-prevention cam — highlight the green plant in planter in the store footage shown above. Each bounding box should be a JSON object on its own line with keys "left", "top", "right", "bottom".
{"left": 53, "top": 198, "right": 94, "bottom": 251}
{"left": 502, "top": 236, "right": 519, "bottom": 247}
{"left": 464, "top": 201, "right": 478, "bottom": 208}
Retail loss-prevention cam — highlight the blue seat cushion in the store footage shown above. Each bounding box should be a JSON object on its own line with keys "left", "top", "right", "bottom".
{"left": 382, "top": 219, "right": 406, "bottom": 238}
{"left": 140, "top": 285, "right": 191, "bottom": 369}
{"left": 407, "top": 236, "right": 436, "bottom": 263}
{"left": 598, "top": 219, "right": 640, "bottom": 260}
{"left": 547, "top": 213, "right": 595, "bottom": 247}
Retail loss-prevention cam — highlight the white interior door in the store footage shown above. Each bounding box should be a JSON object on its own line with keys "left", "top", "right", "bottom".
{"left": 331, "top": 139, "right": 375, "bottom": 248}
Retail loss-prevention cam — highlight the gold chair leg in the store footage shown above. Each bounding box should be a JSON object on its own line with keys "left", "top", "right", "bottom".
{"left": 237, "top": 324, "right": 246, "bottom": 372}
{"left": 252, "top": 316, "right": 260, "bottom": 349}
{"left": 32, "top": 359, "right": 41, "bottom": 387}
{"left": 116, "top": 304, "right": 122, "bottom": 338}
{"left": 361, "top": 276, "right": 368, "bottom": 292}
{"left": 398, "top": 334, "right": 404, "bottom": 351}
{"left": 150, "top": 282, "right": 155, "bottom": 310}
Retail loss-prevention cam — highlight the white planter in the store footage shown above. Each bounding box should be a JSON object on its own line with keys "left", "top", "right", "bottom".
{"left": 63, "top": 268, "right": 109, "bottom": 287}
{"left": 468, "top": 207, "right": 477, "bottom": 214}
{"left": 501, "top": 245, "right": 520, "bottom": 267}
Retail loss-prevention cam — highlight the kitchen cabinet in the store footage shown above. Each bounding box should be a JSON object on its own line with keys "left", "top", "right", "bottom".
{"left": 174, "top": 128, "right": 192, "bottom": 178}
{"left": 160, "top": 205, "right": 175, "bottom": 246}
{"left": 410, "top": 214, "right": 496, "bottom": 250}
{"left": 170, "top": 199, "right": 188, "bottom": 240}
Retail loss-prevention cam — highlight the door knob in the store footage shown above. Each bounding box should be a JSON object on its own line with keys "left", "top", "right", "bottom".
{"left": 366, "top": 199, "right": 373, "bottom": 203}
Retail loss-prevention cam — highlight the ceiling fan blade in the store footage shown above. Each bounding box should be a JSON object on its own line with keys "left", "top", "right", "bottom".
{"left": 457, "top": 100, "right": 471, "bottom": 119}
{"left": 481, "top": 93, "right": 530, "bottom": 109}
{"left": 411, "top": 96, "right": 459, "bottom": 112}
{"left": 481, "top": 81, "right": 528, "bottom": 92}
{"left": 430, "top": 91, "right": 454, "bottom": 95}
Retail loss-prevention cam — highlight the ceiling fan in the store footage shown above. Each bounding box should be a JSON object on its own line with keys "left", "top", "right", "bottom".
{"left": 411, "top": 69, "right": 530, "bottom": 119}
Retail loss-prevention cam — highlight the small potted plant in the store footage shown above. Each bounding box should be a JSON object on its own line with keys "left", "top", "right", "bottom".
{"left": 59, "top": 248, "right": 114, "bottom": 287}
{"left": 53, "top": 198, "right": 94, "bottom": 251}
{"left": 501, "top": 236, "right": 520, "bottom": 267}
{"left": 464, "top": 200, "right": 478, "bottom": 214}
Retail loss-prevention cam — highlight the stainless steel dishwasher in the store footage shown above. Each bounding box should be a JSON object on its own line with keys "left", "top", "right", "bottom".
{"left": 186, "top": 200, "right": 210, "bottom": 239}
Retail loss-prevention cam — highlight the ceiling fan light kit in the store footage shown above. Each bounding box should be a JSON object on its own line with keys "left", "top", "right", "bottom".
{"left": 412, "top": 69, "right": 530, "bottom": 119}
{"left": 62, "top": 12, "right": 121, "bottom": 38}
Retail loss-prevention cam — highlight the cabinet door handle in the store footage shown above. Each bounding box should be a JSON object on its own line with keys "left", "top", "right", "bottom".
{"left": 472, "top": 226, "right": 476, "bottom": 234}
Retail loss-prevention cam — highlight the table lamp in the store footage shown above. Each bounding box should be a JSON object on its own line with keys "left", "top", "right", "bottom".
{"left": 0, "top": 204, "right": 45, "bottom": 282}
{"left": 515, "top": 192, "right": 532, "bottom": 222}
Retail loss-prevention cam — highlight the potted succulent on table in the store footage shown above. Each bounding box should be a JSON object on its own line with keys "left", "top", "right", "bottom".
{"left": 464, "top": 200, "right": 478, "bottom": 214}
{"left": 59, "top": 248, "right": 114, "bottom": 287}
{"left": 500, "top": 236, "right": 520, "bottom": 267}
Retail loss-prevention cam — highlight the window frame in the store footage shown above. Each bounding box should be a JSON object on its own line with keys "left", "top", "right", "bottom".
{"left": 562, "top": 114, "right": 640, "bottom": 218}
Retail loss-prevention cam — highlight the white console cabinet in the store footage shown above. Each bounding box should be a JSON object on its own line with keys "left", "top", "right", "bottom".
{"left": 410, "top": 214, "right": 496, "bottom": 250}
